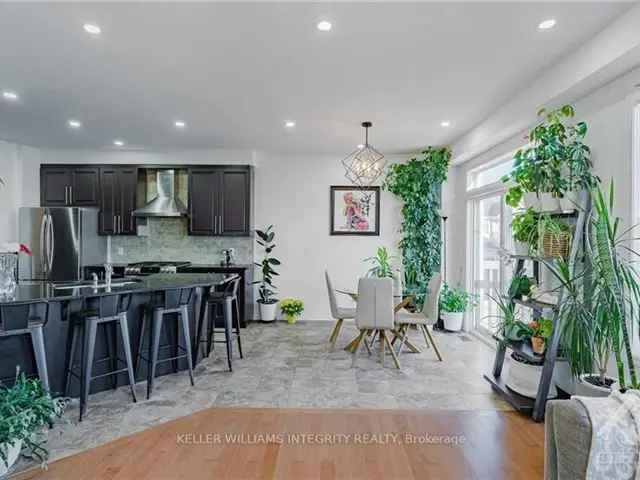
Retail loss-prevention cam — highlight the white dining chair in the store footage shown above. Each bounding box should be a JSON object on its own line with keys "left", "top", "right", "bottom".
{"left": 325, "top": 270, "right": 356, "bottom": 350}
{"left": 394, "top": 273, "right": 443, "bottom": 361}
{"left": 352, "top": 277, "right": 400, "bottom": 369}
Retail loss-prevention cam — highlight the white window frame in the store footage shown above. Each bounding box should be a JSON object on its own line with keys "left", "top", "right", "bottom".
{"left": 632, "top": 102, "right": 640, "bottom": 354}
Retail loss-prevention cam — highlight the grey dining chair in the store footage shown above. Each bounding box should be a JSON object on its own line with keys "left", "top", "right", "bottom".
{"left": 394, "top": 273, "right": 443, "bottom": 361}
{"left": 352, "top": 277, "right": 399, "bottom": 369}
{"left": 325, "top": 270, "right": 355, "bottom": 351}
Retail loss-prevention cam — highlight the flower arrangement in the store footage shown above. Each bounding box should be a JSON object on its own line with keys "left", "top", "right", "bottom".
{"left": 279, "top": 298, "right": 304, "bottom": 324}
{"left": 1, "top": 243, "right": 32, "bottom": 256}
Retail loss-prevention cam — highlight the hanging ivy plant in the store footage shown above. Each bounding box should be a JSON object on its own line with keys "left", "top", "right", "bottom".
{"left": 383, "top": 146, "right": 451, "bottom": 299}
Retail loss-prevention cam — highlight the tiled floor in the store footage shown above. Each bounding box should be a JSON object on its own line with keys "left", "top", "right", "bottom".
{"left": 20, "top": 321, "right": 510, "bottom": 471}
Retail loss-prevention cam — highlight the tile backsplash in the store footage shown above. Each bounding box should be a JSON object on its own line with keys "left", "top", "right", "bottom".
{"left": 111, "top": 217, "right": 253, "bottom": 265}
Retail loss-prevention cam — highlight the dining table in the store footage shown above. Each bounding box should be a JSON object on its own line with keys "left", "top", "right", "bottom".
{"left": 335, "top": 289, "right": 423, "bottom": 354}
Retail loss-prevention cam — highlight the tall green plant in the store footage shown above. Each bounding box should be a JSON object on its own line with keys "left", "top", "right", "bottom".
{"left": 383, "top": 147, "right": 450, "bottom": 298}
{"left": 253, "top": 225, "right": 280, "bottom": 305}
{"left": 545, "top": 183, "right": 640, "bottom": 389}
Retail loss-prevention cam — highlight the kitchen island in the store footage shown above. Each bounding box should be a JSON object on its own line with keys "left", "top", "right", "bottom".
{"left": 0, "top": 273, "right": 228, "bottom": 397}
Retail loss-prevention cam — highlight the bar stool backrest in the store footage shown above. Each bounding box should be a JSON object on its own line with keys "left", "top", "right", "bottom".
{"left": 163, "top": 287, "right": 194, "bottom": 310}
{"left": 223, "top": 275, "right": 241, "bottom": 297}
{"left": 0, "top": 301, "right": 49, "bottom": 332}
{"left": 87, "top": 293, "right": 132, "bottom": 319}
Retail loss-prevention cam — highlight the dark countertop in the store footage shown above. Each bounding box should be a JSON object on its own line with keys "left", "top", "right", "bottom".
{"left": 0, "top": 273, "right": 229, "bottom": 304}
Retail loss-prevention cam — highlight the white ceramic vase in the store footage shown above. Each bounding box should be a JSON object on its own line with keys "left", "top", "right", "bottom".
{"left": 505, "top": 354, "right": 557, "bottom": 399}
{"left": 513, "top": 241, "right": 529, "bottom": 256}
{"left": 522, "top": 192, "right": 540, "bottom": 211}
{"left": 575, "top": 374, "right": 614, "bottom": 397}
{"left": 259, "top": 302, "right": 278, "bottom": 322}
{"left": 538, "top": 193, "right": 560, "bottom": 212}
{"left": 442, "top": 312, "right": 464, "bottom": 332}
{"left": 0, "top": 440, "right": 22, "bottom": 478}
{"left": 559, "top": 190, "right": 581, "bottom": 212}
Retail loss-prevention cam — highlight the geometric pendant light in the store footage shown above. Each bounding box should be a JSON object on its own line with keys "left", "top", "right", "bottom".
{"left": 342, "top": 121, "right": 386, "bottom": 187}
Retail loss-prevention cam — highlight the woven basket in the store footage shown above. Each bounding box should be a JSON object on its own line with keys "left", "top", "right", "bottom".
{"left": 539, "top": 230, "right": 571, "bottom": 259}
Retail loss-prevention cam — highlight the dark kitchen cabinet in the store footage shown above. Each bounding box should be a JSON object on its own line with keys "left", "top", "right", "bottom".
{"left": 98, "top": 166, "right": 138, "bottom": 235}
{"left": 188, "top": 167, "right": 250, "bottom": 236}
{"left": 41, "top": 166, "right": 100, "bottom": 207}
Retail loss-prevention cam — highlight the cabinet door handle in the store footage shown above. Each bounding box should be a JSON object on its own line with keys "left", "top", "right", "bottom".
{"left": 64, "top": 186, "right": 68, "bottom": 205}
{"left": 69, "top": 186, "right": 73, "bottom": 205}
{"left": 219, "top": 215, "right": 222, "bottom": 234}
{"left": 113, "top": 215, "right": 117, "bottom": 234}
{"left": 118, "top": 215, "right": 122, "bottom": 234}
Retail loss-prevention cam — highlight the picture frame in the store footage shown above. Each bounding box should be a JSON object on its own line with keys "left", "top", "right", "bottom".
{"left": 330, "top": 186, "right": 380, "bottom": 236}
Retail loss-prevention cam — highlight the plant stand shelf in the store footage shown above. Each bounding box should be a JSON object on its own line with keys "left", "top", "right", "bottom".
{"left": 484, "top": 192, "right": 590, "bottom": 422}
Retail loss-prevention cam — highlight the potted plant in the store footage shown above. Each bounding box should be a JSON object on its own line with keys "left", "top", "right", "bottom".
{"left": 279, "top": 298, "right": 304, "bottom": 324}
{"left": 253, "top": 225, "right": 280, "bottom": 322}
{"left": 544, "top": 183, "right": 638, "bottom": 397}
{"left": 364, "top": 246, "right": 403, "bottom": 296}
{"left": 511, "top": 209, "right": 539, "bottom": 255}
{"left": 439, "top": 284, "right": 476, "bottom": 332}
{"left": 507, "top": 272, "right": 535, "bottom": 301}
{"left": 538, "top": 216, "right": 572, "bottom": 259}
{"left": 0, "top": 372, "right": 66, "bottom": 476}
{"left": 503, "top": 105, "right": 598, "bottom": 213}
{"left": 521, "top": 318, "right": 553, "bottom": 355}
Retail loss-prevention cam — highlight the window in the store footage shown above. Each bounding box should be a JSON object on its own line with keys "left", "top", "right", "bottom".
{"left": 468, "top": 191, "right": 512, "bottom": 335}
{"left": 466, "top": 156, "right": 513, "bottom": 191}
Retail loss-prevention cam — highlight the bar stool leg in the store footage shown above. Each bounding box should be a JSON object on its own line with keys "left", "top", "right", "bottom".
{"left": 192, "top": 301, "right": 208, "bottom": 366}
{"left": 80, "top": 319, "right": 98, "bottom": 422}
{"left": 30, "top": 325, "right": 50, "bottom": 393}
{"left": 118, "top": 313, "right": 138, "bottom": 403}
{"left": 135, "top": 310, "right": 147, "bottom": 377}
{"left": 104, "top": 322, "right": 118, "bottom": 390}
{"left": 180, "top": 305, "right": 195, "bottom": 386}
{"left": 64, "top": 321, "right": 79, "bottom": 396}
{"left": 223, "top": 297, "right": 233, "bottom": 372}
{"left": 234, "top": 297, "right": 243, "bottom": 359}
{"left": 147, "top": 310, "right": 163, "bottom": 399}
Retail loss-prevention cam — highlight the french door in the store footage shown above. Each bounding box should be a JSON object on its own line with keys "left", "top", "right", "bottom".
{"left": 468, "top": 190, "right": 512, "bottom": 336}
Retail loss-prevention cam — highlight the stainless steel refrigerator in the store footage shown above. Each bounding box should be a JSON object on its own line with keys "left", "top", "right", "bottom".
{"left": 19, "top": 207, "right": 106, "bottom": 282}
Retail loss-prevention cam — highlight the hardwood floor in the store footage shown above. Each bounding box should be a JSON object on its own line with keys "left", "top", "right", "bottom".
{"left": 16, "top": 408, "right": 544, "bottom": 480}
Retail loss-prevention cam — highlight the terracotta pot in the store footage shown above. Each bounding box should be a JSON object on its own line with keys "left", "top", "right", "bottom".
{"left": 531, "top": 336, "right": 546, "bottom": 355}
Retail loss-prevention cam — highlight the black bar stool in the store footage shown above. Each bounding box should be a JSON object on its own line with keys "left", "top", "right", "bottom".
{"left": 0, "top": 301, "right": 50, "bottom": 391}
{"left": 136, "top": 287, "right": 195, "bottom": 399}
{"left": 193, "top": 275, "right": 240, "bottom": 371}
{"left": 64, "top": 293, "right": 137, "bottom": 421}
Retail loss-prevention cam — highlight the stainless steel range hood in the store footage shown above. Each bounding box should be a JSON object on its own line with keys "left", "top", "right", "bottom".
{"left": 132, "top": 169, "right": 188, "bottom": 217}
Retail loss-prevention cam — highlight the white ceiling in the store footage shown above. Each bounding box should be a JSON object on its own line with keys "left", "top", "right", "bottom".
{"left": 0, "top": 2, "right": 634, "bottom": 154}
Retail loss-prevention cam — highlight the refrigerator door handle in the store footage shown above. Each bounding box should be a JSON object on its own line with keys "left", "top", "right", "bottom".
{"left": 40, "top": 212, "right": 47, "bottom": 275}
{"left": 47, "top": 214, "right": 54, "bottom": 273}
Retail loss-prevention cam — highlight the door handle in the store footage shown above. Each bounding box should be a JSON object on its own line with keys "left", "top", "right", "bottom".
{"left": 40, "top": 213, "right": 47, "bottom": 275}
{"left": 113, "top": 215, "right": 117, "bottom": 235}
{"left": 118, "top": 215, "right": 122, "bottom": 234}
{"left": 48, "top": 214, "right": 55, "bottom": 272}
{"left": 219, "top": 215, "right": 222, "bottom": 234}
{"left": 64, "top": 186, "right": 68, "bottom": 205}
{"left": 69, "top": 186, "right": 73, "bottom": 205}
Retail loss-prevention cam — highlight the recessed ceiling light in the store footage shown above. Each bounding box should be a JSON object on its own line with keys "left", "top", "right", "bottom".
{"left": 2, "top": 90, "right": 18, "bottom": 101}
{"left": 357, "top": 144, "right": 364, "bottom": 149}
{"left": 440, "top": 120, "right": 451, "bottom": 127}
{"left": 285, "top": 121, "right": 296, "bottom": 128}
{"left": 317, "top": 20, "right": 332, "bottom": 32}
{"left": 113, "top": 139, "right": 124, "bottom": 147}
{"left": 174, "top": 120, "right": 186, "bottom": 128}
{"left": 538, "top": 19, "right": 556, "bottom": 30}
{"left": 83, "top": 23, "right": 101, "bottom": 35}
{"left": 68, "top": 119, "right": 82, "bottom": 129}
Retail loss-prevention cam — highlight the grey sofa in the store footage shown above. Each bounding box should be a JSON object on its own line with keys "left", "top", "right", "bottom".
{"left": 545, "top": 399, "right": 592, "bottom": 479}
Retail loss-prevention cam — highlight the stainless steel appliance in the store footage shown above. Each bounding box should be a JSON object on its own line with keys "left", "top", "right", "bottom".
{"left": 124, "top": 261, "right": 191, "bottom": 276}
{"left": 132, "top": 169, "right": 187, "bottom": 218}
{"left": 19, "top": 208, "right": 106, "bottom": 282}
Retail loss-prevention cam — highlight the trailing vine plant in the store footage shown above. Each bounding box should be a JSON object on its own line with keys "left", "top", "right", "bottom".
{"left": 383, "top": 147, "right": 451, "bottom": 300}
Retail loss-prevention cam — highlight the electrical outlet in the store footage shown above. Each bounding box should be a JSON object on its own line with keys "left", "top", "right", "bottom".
{"left": 117, "top": 247, "right": 124, "bottom": 256}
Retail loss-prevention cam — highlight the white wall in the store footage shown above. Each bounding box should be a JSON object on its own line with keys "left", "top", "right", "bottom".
{"left": 253, "top": 151, "right": 404, "bottom": 320}
{"left": 0, "top": 141, "right": 21, "bottom": 244}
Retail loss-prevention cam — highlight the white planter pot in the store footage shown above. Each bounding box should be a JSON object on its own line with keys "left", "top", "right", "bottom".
{"left": 514, "top": 241, "right": 529, "bottom": 256}
{"left": 575, "top": 374, "right": 614, "bottom": 397}
{"left": 522, "top": 192, "right": 540, "bottom": 211}
{"left": 538, "top": 193, "right": 560, "bottom": 212}
{"left": 258, "top": 302, "right": 278, "bottom": 322}
{"left": 506, "top": 354, "right": 557, "bottom": 399}
{"left": 0, "top": 440, "right": 22, "bottom": 477}
{"left": 442, "top": 312, "right": 464, "bottom": 332}
{"left": 559, "top": 190, "right": 582, "bottom": 212}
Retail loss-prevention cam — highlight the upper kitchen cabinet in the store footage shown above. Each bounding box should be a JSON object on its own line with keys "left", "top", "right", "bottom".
{"left": 40, "top": 166, "right": 100, "bottom": 207}
{"left": 188, "top": 166, "right": 251, "bottom": 236}
{"left": 98, "top": 166, "right": 138, "bottom": 235}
